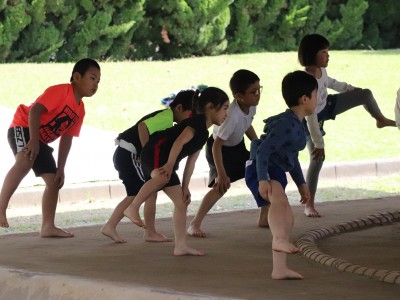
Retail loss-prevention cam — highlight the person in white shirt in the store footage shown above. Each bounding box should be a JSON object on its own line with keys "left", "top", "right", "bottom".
{"left": 298, "top": 34, "right": 396, "bottom": 218}
{"left": 187, "top": 69, "right": 264, "bottom": 237}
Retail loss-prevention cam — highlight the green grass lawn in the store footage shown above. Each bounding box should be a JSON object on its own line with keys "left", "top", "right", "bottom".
{"left": 1, "top": 50, "right": 399, "bottom": 164}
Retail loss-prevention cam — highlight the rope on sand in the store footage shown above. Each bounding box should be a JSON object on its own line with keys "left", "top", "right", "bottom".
{"left": 296, "top": 211, "right": 400, "bottom": 285}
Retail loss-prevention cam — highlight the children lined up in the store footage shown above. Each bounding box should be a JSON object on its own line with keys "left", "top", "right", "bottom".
{"left": 1, "top": 34, "right": 398, "bottom": 280}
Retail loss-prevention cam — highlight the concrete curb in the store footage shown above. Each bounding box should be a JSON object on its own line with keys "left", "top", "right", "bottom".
{"left": 9, "top": 158, "right": 400, "bottom": 209}
{"left": 296, "top": 210, "right": 400, "bottom": 285}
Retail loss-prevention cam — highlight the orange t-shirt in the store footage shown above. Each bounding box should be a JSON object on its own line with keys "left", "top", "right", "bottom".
{"left": 10, "top": 84, "right": 85, "bottom": 144}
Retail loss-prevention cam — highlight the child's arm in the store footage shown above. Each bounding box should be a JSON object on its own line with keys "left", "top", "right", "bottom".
{"left": 55, "top": 134, "right": 73, "bottom": 188}
{"left": 327, "top": 76, "right": 355, "bottom": 92}
{"left": 159, "top": 126, "right": 195, "bottom": 178}
{"left": 245, "top": 125, "right": 258, "bottom": 141}
{"left": 181, "top": 150, "right": 201, "bottom": 205}
{"left": 138, "top": 122, "right": 150, "bottom": 147}
{"left": 305, "top": 114, "right": 325, "bottom": 161}
{"left": 212, "top": 136, "right": 230, "bottom": 193}
{"left": 25, "top": 103, "right": 47, "bottom": 161}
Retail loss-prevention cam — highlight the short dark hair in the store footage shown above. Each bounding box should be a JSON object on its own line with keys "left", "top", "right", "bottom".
{"left": 229, "top": 69, "right": 260, "bottom": 94}
{"left": 169, "top": 89, "right": 195, "bottom": 111}
{"left": 298, "top": 34, "right": 330, "bottom": 66}
{"left": 281, "top": 71, "right": 318, "bottom": 108}
{"left": 70, "top": 58, "right": 100, "bottom": 82}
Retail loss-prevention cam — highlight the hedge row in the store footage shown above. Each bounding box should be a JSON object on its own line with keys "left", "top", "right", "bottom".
{"left": 0, "top": 0, "right": 399, "bottom": 62}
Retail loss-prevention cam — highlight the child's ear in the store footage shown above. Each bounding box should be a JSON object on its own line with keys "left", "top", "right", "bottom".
{"left": 233, "top": 92, "right": 243, "bottom": 101}
{"left": 72, "top": 71, "right": 81, "bottom": 82}
{"left": 176, "top": 104, "right": 183, "bottom": 112}
{"left": 299, "top": 95, "right": 308, "bottom": 105}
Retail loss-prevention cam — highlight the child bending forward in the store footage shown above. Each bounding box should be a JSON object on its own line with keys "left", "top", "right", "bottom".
{"left": 246, "top": 71, "right": 317, "bottom": 279}
{"left": 125, "top": 87, "right": 229, "bottom": 256}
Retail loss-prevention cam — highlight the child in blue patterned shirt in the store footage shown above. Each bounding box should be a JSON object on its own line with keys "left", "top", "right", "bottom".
{"left": 245, "top": 70, "right": 317, "bottom": 280}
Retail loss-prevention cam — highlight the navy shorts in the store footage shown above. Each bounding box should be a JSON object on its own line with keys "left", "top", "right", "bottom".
{"left": 7, "top": 127, "right": 57, "bottom": 177}
{"left": 113, "top": 146, "right": 147, "bottom": 196}
{"left": 206, "top": 136, "right": 250, "bottom": 187}
{"left": 245, "top": 159, "right": 287, "bottom": 207}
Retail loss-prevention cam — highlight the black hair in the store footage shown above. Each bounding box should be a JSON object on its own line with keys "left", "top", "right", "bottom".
{"left": 70, "top": 58, "right": 100, "bottom": 82}
{"left": 298, "top": 34, "right": 330, "bottom": 66}
{"left": 169, "top": 90, "right": 195, "bottom": 111}
{"left": 281, "top": 71, "right": 318, "bottom": 108}
{"left": 229, "top": 69, "right": 260, "bottom": 94}
{"left": 192, "top": 87, "right": 229, "bottom": 115}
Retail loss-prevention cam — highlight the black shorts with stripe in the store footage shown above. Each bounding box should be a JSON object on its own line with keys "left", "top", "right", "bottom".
{"left": 7, "top": 127, "right": 57, "bottom": 176}
{"left": 113, "top": 146, "right": 146, "bottom": 196}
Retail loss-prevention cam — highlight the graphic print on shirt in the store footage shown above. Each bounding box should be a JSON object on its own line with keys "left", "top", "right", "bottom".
{"left": 39, "top": 105, "right": 79, "bottom": 143}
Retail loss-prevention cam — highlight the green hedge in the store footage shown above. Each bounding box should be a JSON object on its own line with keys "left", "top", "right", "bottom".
{"left": 0, "top": 0, "right": 399, "bottom": 62}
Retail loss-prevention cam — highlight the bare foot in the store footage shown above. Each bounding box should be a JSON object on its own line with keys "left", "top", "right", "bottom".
{"left": 257, "top": 205, "right": 270, "bottom": 228}
{"left": 0, "top": 212, "right": 9, "bottom": 228}
{"left": 144, "top": 231, "right": 172, "bottom": 242}
{"left": 174, "top": 246, "right": 206, "bottom": 256}
{"left": 272, "top": 239, "right": 299, "bottom": 254}
{"left": 101, "top": 224, "right": 127, "bottom": 243}
{"left": 40, "top": 226, "right": 74, "bottom": 238}
{"left": 124, "top": 206, "right": 145, "bottom": 228}
{"left": 304, "top": 206, "right": 321, "bottom": 217}
{"left": 271, "top": 268, "right": 304, "bottom": 280}
{"left": 187, "top": 224, "right": 207, "bottom": 238}
{"left": 376, "top": 117, "right": 396, "bottom": 128}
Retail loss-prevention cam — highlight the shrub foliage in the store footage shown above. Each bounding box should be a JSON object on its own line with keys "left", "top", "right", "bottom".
{"left": 0, "top": 0, "right": 398, "bottom": 62}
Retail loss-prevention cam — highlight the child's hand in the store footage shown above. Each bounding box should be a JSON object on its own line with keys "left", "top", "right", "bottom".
{"left": 258, "top": 180, "right": 272, "bottom": 200}
{"left": 298, "top": 183, "right": 310, "bottom": 204}
{"left": 213, "top": 174, "right": 231, "bottom": 194}
{"left": 182, "top": 186, "right": 191, "bottom": 206}
{"left": 154, "top": 164, "right": 173, "bottom": 180}
{"left": 54, "top": 168, "right": 65, "bottom": 189}
{"left": 311, "top": 147, "right": 325, "bottom": 162}
{"left": 23, "top": 139, "right": 40, "bottom": 161}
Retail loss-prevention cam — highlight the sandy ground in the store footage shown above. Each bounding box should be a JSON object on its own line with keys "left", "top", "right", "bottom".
{"left": 0, "top": 197, "right": 399, "bottom": 300}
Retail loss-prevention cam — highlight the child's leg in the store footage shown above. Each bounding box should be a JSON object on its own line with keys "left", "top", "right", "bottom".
{"left": 258, "top": 204, "right": 270, "bottom": 227}
{"left": 126, "top": 193, "right": 172, "bottom": 242}
{"left": 334, "top": 89, "right": 396, "bottom": 127}
{"left": 268, "top": 180, "right": 298, "bottom": 254}
{"left": 163, "top": 185, "right": 205, "bottom": 256}
{"left": 0, "top": 152, "right": 34, "bottom": 227}
{"left": 271, "top": 251, "right": 303, "bottom": 280}
{"left": 128, "top": 175, "right": 167, "bottom": 227}
{"left": 101, "top": 195, "right": 135, "bottom": 243}
{"left": 40, "top": 173, "right": 73, "bottom": 238}
{"left": 305, "top": 140, "right": 323, "bottom": 217}
{"left": 187, "top": 187, "right": 225, "bottom": 237}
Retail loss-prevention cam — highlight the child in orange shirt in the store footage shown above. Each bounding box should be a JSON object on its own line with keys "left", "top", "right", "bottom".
{"left": 0, "top": 58, "right": 101, "bottom": 238}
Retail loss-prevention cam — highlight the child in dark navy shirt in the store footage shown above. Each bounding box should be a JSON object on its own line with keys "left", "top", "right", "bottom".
{"left": 246, "top": 70, "right": 317, "bottom": 279}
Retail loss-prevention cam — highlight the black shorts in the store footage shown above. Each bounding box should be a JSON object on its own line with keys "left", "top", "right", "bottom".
{"left": 140, "top": 141, "right": 180, "bottom": 188}
{"left": 113, "top": 146, "right": 146, "bottom": 196}
{"left": 206, "top": 136, "right": 250, "bottom": 187}
{"left": 7, "top": 127, "right": 57, "bottom": 177}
